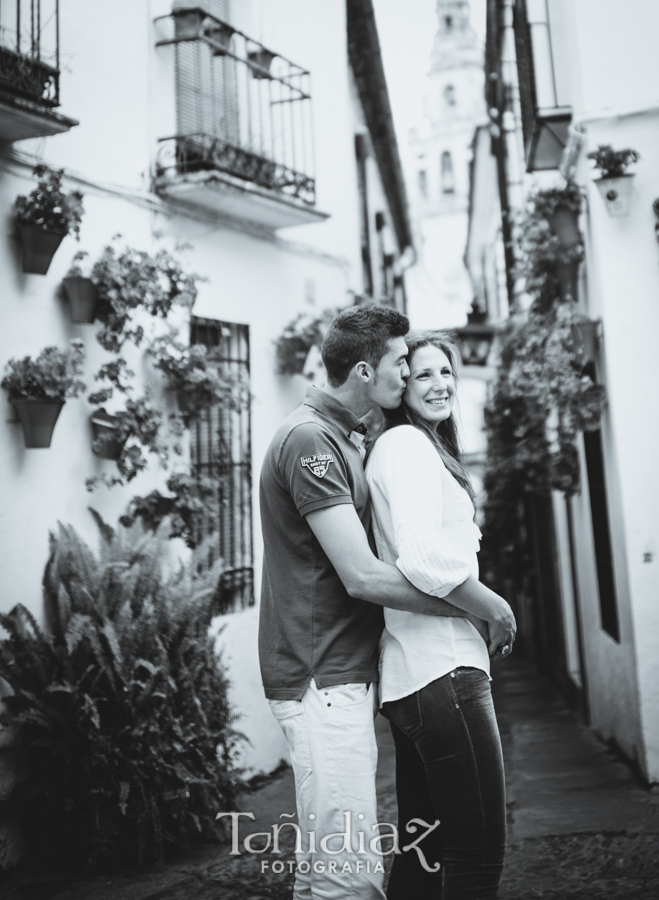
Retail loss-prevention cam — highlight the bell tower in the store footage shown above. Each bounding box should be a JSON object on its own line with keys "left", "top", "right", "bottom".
{"left": 406, "top": 0, "right": 486, "bottom": 323}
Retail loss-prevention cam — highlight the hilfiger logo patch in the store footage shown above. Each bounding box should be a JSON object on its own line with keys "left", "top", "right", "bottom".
{"left": 300, "top": 453, "right": 335, "bottom": 478}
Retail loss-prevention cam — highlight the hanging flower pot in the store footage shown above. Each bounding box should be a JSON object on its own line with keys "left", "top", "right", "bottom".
{"left": 571, "top": 319, "right": 600, "bottom": 366}
{"left": 205, "top": 22, "right": 235, "bottom": 55}
{"left": 12, "top": 398, "right": 65, "bottom": 448}
{"left": 248, "top": 48, "right": 275, "bottom": 79}
{"left": 545, "top": 206, "right": 581, "bottom": 248}
{"left": 90, "top": 408, "right": 126, "bottom": 460}
{"left": 62, "top": 276, "right": 98, "bottom": 323}
{"left": 18, "top": 224, "right": 66, "bottom": 275}
{"left": 594, "top": 175, "right": 634, "bottom": 217}
{"left": 556, "top": 260, "right": 581, "bottom": 302}
{"left": 172, "top": 6, "right": 205, "bottom": 40}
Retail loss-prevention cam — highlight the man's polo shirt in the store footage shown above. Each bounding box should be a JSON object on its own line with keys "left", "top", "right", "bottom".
{"left": 258, "top": 387, "right": 384, "bottom": 700}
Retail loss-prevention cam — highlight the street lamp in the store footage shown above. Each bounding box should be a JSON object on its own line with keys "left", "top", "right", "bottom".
{"left": 452, "top": 311, "right": 497, "bottom": 367}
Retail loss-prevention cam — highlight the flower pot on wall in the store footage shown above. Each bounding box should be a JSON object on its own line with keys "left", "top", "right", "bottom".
{"left": 594, "top": 174, "right": 634, "bottom": 217}
{"left": 91, "top": 408, "right": 125, "bottom": 460}
{"left": 62, "top": 276, "right": 98, "bottom": 323}
{"left": 172, "top": 6, "right": 205, "bottom": 40}
{"left": 206, "top": 22, "right": 235, "bottom": 55}
{"left": 12, "top": 398, "right": 65, "bottom": 448}
{"left": 571, "top": 319, "right": 600, "bottom": 366}
{"left": 18, "top": 224, "right": 66, "bottom": 275}
{"left": 546, "top": 206, "right": 581, "bottom": 248}
{"left": 556, "top": 260, "right": 581, "bottom": 302}
{"left": 248, "top": 49, "right": 275, "bottom": 79}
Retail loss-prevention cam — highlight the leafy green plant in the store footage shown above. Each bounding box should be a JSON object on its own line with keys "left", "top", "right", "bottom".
{"left": 14, "top": 164, "right": 84, "bottom": 238}
{"left": 148, "top": 332, "right": 245, "bottom": 426}
{"left": 120, "top": 471, "right": 220, "bottom": 548}
{"left": 0, "top": 514, "right": 243, "bottom": 870}
{"left": 65, "top": 249, "right": 93, "bottom": 278}
{"left": 1, "top": 340, "right": 86, "bottom": 400}
{"left": 482, "top": 190, "right": 606, "bottom": 594}
{"left": 529, "top": 181, "right": 583, "bottom": 219}
{"left": 587, "top": 144, "right": 640, "bottom": 179}
{"left": 88, "top": 393, "right": 167, "bottom": 488}
{"left": 91, "top": 241, "right": 200, "bottom": 353}
{"left": 274, "top": 308, "right": 339, "bottom": 376}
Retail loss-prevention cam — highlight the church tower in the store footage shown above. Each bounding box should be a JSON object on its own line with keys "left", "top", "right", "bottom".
{"left": 406, "top": 0, "right": 486, "bottom": 326}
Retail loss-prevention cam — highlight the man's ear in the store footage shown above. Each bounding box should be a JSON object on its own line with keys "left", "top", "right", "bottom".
{"left": 354, "top": 361, "right": 373, "bottom": 383}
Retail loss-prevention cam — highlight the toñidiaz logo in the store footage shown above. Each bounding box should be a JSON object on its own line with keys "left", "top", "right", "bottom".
{"left": 300, "top": 453, "right": 335, "bottom": 478}
{"left": 216, "top": 811, "right": 441, "bottom": 874}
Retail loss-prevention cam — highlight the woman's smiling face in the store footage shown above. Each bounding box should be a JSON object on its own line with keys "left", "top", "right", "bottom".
{"left": 403, "top": 344, "right": 456, "bottom": 424}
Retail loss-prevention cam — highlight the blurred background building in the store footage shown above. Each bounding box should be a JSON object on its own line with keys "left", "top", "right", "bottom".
{"left": 478, "top": 0, "right": 659, "bottom": 785}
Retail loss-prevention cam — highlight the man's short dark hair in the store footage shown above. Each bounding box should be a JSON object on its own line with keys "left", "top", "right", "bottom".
{"left": 321, "top": 306, "right": 409, "bottom": 388}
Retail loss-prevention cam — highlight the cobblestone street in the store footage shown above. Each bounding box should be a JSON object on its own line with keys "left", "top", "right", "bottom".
{"left": 2, "top": 657, "right": 658, "bottom": 900}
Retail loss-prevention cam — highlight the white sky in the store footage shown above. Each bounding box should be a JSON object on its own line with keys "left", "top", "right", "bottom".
{"left": 372, "top": 0, "right": 486, "bottom": 172}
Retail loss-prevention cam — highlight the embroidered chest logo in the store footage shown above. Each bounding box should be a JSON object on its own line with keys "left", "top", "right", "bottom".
{"left": 300, "top": 453, "right": 335, "bottom": 478}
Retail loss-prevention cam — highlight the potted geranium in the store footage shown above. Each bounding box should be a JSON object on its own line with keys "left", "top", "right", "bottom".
{"left": 148, "top": 332, "right": 244, "bottom": 426}
{"left": 530, "top": 182, "right": 582, "bottom": 249}
{"left": 91, "top": 241, "right": 199, "bottom": 353}
{"left": 588, "top": 144, "right": 640, "bottom": 217}
{"left": 62, "top": 251, "right": 98, "bottom": 323}
{"left": 1, "top": 340, "right": 86, "bottom": 448}
{"left": 14, "top": 165, "right": 84, "bottom": 275}
{"left": 88, "top": 394, "right": 165, "bottom": 484}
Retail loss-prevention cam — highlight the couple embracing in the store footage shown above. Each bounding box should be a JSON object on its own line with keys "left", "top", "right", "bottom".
{"left": 258, "top": 306, "right": 516, "bottom": 900}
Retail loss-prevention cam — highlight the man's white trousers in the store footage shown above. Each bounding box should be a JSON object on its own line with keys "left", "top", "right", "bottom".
{"left": 268, "top": 680, "right": 386, "bottom": 900}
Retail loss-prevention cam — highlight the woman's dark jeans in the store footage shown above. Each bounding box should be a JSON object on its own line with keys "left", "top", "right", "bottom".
{"left": 383, "top": 667, "right": 506, "bottom": 900}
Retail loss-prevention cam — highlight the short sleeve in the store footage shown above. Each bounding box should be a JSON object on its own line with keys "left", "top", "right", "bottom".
{"left": 278, "top": 422, "right": 354, "bottom": 517}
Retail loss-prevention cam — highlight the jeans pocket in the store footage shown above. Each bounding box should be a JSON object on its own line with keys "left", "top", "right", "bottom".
{"left": 268, "top": 700, "right": 312, "bottom": 789}
{"left": 323, "top": 682, "right": 370, "bottom": 708}
{"left": 383, "top": 690, "right": 423, "bottom": 737}
{"left": 268, "top": 699, "right": 303, "bottom": 721}
{"left": 454, "top": 667, "right": 492, "bottom": 707}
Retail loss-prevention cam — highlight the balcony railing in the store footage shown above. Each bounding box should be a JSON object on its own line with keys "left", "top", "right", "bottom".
{"left": 0, "top": 0, "right": 61, "bottom": 108}
{"left": 155, "top": 8, "right": 320, "bottom": 221}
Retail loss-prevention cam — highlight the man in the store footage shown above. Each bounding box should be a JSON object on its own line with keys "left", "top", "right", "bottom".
{"left": 259, "top": 306, "right": 515, "bottom": 899}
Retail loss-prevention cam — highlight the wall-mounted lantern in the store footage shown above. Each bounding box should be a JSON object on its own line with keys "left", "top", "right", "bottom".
{"left": 452, "top": 311, "right": 497, "bottom": 367}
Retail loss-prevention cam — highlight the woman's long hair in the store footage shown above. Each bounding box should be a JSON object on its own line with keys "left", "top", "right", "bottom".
{"left": 382, "top": 330, "right": 475, "bottom": 501}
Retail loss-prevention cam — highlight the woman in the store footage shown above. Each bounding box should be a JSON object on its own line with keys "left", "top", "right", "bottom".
{"left": 365, "top": 330, "right": 515, "bottom": 900}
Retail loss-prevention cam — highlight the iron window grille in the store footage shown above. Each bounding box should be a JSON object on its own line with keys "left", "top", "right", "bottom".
{"left": 0, "top": 0, "right": 60, "bottom": 108}
{"left": 190, "top": 316, "right": 253, "bottom": 614}
{"left": 156, "top": 7, "right": 316, "bottom": 205}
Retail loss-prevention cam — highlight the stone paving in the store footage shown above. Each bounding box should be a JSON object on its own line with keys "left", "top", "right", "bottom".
{"left": 2, "top": 657, "right": 658, "bottom": 899}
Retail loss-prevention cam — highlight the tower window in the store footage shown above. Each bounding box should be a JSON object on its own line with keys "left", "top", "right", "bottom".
{"left": 444, "top": 84, "right": 456, "bottom": 106}
{"left": 440, "top": 151, "right": 455, "bottom": 194}
{"left": 445, "top": 15, "right": 453, "bottom": 30}
{"left": 418, "top": 169, "right": 428, "bottom": 198}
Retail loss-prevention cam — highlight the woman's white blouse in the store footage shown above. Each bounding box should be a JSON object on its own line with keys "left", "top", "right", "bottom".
{"left": 366, "top": 425, "right": 490, "bottom": 704}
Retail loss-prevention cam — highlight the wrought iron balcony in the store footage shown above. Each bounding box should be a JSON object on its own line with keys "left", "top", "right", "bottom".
{"left": 0, "top": 0, "right": 77, "bottom": 140}
{"left": 154, "top": 8, "right": 327, "bottom": 229}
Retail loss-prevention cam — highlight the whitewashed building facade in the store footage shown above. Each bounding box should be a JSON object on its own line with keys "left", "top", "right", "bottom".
{"left": 0, "top": 0, "right": 412, "bottom": 865}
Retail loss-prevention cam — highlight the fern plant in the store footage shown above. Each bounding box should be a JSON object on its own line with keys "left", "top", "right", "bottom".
{"left": 0, "top": 513, "right": 243, "bottom": 871}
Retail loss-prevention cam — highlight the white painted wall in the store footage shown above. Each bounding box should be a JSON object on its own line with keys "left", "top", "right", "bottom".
{"left": 0, "top": 0, "right": 406, "bottom": 784}
{"left": 550, "top": 0, "right": 659, "bottom": 781}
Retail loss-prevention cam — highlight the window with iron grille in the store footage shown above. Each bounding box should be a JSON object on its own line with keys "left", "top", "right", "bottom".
{"left": 190, "top": 316, "right": 253, "bottom": 614}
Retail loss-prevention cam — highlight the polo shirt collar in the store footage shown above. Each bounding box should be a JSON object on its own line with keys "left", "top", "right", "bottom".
{"left": 304, "top": 386, "right": 368, "bottom": 436}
